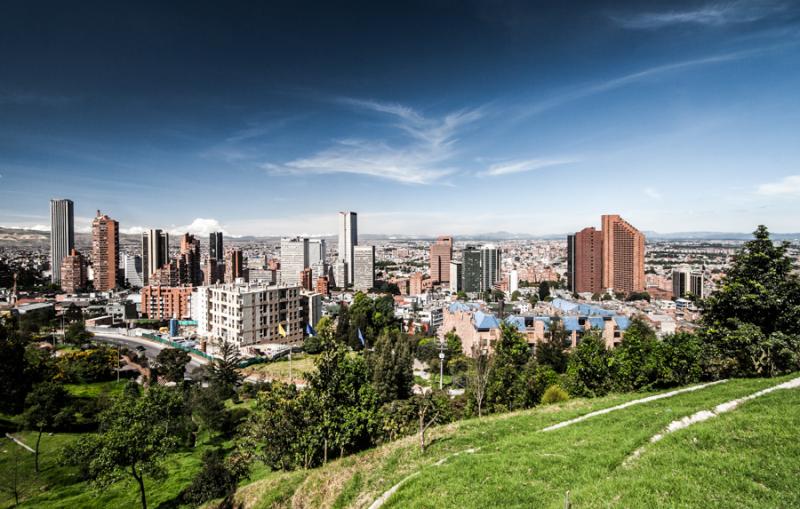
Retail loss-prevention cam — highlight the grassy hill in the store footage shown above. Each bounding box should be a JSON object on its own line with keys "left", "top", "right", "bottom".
{"left": 224, "top": 374, "right": 799, "bottom": 509}
{"left": 2, "top": 375, "right": 798, "bottom": 508}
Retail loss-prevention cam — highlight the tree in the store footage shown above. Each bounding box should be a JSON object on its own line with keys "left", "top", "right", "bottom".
{"left": 64, "top": 303, "right": 83, "bottom": 323}
{"left": 536, "top": 318, "right": 569, "bottom": 373}
{"left": 467, "top": 348, "right": 492, "bottom": 418}
{"left": 566, "top": 333, "right": 612, "bottom": 397}
{"left": 610, "top": 319, "right": 661, "bottom": 391}
{"left": 485, "top": 324, "right": 531, "bottom": 412}
{"left": 65, "top": 321, "right": 92, "bottom": 343}
{"left": 510, "top": 290, "right": 521, "bottom": 301}
{"left": 64, "top": 387, "right": 182, "bottom": 509}
{"left": 155, "top": 348, "right": 191, "bottom": 383}
{"left": 456, "top": 290, "right": 467, "bottom": 301}
{"left": 538, "top": 281, "right": 551, "bottom": 301}
{"left": 0, "top": 325, "right": 32, "bottom": 414}
{"left": 703, "top": 225, "right": 800, "bottom": 338}
{"left": 181, "top": 448, "right": 245, "bottom": 506}
{"left": 209, "top": 340, "right": 242, "bottom": 398}
{"left": 23, "top": 382, "right": 72, "bottom": 473}
{"left": 415, "top": 390, "right": 451, "bottom": 452}
{"left": 658, "top": 332, "right": 703, "bottom": 386}
{"left": 369, "top": 328, "right": 413, "bottom": 403}
{"left": 190, "top": 385, "right": 228, "bottom": 435}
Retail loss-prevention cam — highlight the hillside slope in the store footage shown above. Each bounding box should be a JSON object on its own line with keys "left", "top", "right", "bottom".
{"left": 229, "top": 375, "right": 800, "bottom": 509}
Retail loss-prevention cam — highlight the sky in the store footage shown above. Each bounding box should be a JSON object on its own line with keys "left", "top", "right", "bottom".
{"left": 1, "top": 0, "right": 799, "bottom": 237}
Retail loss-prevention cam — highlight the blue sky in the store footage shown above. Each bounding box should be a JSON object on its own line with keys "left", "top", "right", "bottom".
{"left": 1, "top": 0, "right": 799, "bottom": 236}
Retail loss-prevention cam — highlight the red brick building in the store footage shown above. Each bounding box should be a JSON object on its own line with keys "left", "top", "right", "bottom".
{"left": 141, "top": 286, "right": 193, "bottom": 320}
{"left": 429, "top": 236, "right": 452, "bottom": 284}
{"left": 91, "top": 211, "right": 119, "bottom": 291}
{"left": 61, "top": 249, "right": 87, "bottom": 294}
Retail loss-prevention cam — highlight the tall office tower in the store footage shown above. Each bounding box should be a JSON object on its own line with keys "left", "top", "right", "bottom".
{"left": 690, "top": 271, "right": 705, "bottom": 299}
{"left": 672, "top": 268, "right": 690, "bottom": 299}
{"left": 300, "top": 267, "right": 314, "bottom": 291}
{"left": 480, "top": 244, "right": 501, "bottom": 292}
{"left": 353, "top": 245, "right": 375, "bottom": 291}
{"left": 50, "top": 198, "right": 75, "bottom": 284}
{"left": 141, "top": 229, "right": 169, "bottom": 285}
{"left": 308, "top": 238, "right": 327, "bottom": 280}
{"left": 430, "top": 236, "right": 453, "bottom": 284}
{"left": 91, "top": 211, "right": 120, "bottom": 291}
{"left": 449, "top": 261, "right": 463, "bottom": 293}
{"left": 60, "top": 249, "right": 87, "bottom": 293}
{"left": 204, "top": 258, "right": 224, "bottom": 285}
{"left": 280, "top": 237, "right": 309, "bottom": 285}
{"left": 409, "top": 272, "right": 424, "bottom": 295}
{"left": 574, "top": 227, "right": 603, "bottom": 294}
{"left": 179, "top": 233, "right": 202, "bottom": 285}
{"left": 225, "top": 248, "right": 245, "bottom": 283}
{"left": 333, "top": 260, "right": 347, "bottom": 289}
{"left": 566, "top": 234, "right": 576, "bottom": 292}
{"left": 338, "top": 211, "right": 358, "bottom": 286}
{"left": 509, "top": 269, "right": 519, "bottom": 294}
{"left": 209, "top": 232, "right": 224, "bottom": 261}
{"left": 462, "top": 245, "right": 482, "bottom": 293}
{"left": 601, "top": 214, "right": 646, "bottom": 294}
{"left": 123, "top": 254, "right": 144, "bottom": 288}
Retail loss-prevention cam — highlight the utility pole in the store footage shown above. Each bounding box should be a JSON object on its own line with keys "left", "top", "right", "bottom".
{"left": 438, "top": 337, "right": 446, "bottom": 390}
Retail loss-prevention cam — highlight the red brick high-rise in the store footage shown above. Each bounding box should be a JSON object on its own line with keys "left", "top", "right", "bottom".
{"left": 179, "top": 233, "right": 202, "bottom": 285}
{"left": 601, "top": 215, "right": 645, "bottom": 294}
{"left": 300, "top": 267, "right": 313, "bottom": 291}
{"left": 574, "top": 227, "right": 603, "bottom": 294}
{"left": 225, "top": 248, "right": 245, "bottom": 283}
{"left": 316, "top": 276, "right": 330, "bottom": 296}
{"left": 91, "top": 211, "right": 119, "bottom": 291}
{"left": 61, "top": 249, "right": 87, "bottom": 294}
{"left": 430, "top": 236, "right": 453, "bottom": 284}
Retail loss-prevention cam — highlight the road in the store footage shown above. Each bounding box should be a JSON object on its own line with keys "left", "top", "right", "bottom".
{"left": 92, "top": 333, "right": 208, "bottom": 377}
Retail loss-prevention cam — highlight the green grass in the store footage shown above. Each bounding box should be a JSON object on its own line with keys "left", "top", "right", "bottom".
{"left": 241, "top": 354, "right": 318, "bottom": 382}
{"left": 64, "top": 380, "right": 126, "bottom": 399}
{"left": 229, "top": 375, "right": 800, "bottom": 509}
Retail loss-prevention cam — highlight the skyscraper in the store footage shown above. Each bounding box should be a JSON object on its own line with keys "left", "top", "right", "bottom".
{"left": 179, "top": 233, "right": 202, "bottom": 285}
{"left": 690, "top": 271, "right": 705, "bottom": 299}
{"left": 672, "top": 268, "right": 690, "bottom": 299}
{"left": 225, "top": 247, "right": 245, "bottom": 283}
{"left": 209, "top": 232, "right": 224, "bottom": 261}
{"left": 462, "top": 245, "right": 482, "bottom": 293}
{"left": 50, "top": 198, "right": 75, "bottom": 284}
{"left": 123, "top": 254, "right": 144, "bottom": 288}
{"left": 601, "top": 214, "right": 645, "bottom": 294}
{"left": 574, "top": 227, "right": 603, "bottom": 294}
{"left": 449, "top": 261, "right": 463, "bottom": 293}
{"left": 430, "top": 236, "right": 453, "bottom": 284}
{"left": 142, "top": 229, "right": 169, "bottom": 285}
{"left": 338, "top": 211, "right": 358, "bottom": 286}
{"left": 280, "top": 237, "right": 309, "bottom": 286}
{"left": 566, "top": 234, "right": 576, "bottom": 292}
{"left": 308, "top": 238, "right": 327, "bottom": 280}
{"left": 60, "top": 249, "right": 86, "bottom": 293}
{"left": 480, "top": 244, "right": 501, "bottom": 293}
{"left": 91, "top": 211, "right": 120, "bottom": 291}
{"left": 353, "top": 245, "right": 375, "bottom": 291}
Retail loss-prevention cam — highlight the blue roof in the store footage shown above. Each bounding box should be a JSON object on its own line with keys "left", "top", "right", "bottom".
{"left": 473, "top": 311, "right": 500, "bottom": 330}
{"left": 614, "top": 316, "right": 631, "bottom": 330}
{"left": 562, "top": 317, "right": 582, "bottom": 332}
{"left": 588, "top": 317, "right": 607, "bottom": 329}
{"left": 448, "top": 302, "right": 478, "bottom": 313}
{"left": 505, "top": 316, "right": 526, "bottom": 332}
{"left": 551, "top": 298, "right": 614, "bottom": 317}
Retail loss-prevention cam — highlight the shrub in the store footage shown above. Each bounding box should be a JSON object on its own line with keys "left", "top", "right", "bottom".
{"left": 540, "top": 385, "right": 569, "bottom": 405}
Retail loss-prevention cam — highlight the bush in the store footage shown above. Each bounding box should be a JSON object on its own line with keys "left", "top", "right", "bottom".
{"left": 181, "top": 449, "right": 239, "bottom": 506}
{"left": 540, "top": 385, "right": 569, "bottom": 405}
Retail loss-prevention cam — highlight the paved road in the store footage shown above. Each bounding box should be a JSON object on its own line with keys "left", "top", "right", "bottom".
{"left": 93, "top": 334, "right": 207, "bottom": 377}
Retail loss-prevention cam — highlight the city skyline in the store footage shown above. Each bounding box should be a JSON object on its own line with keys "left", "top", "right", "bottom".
{"left": 2, "top": 1, "right": 800, "bottom": 236}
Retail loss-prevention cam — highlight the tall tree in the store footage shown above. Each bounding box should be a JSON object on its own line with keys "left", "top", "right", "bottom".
{"left": 155, "top": 348, "right": 191, "bottom": 383}
{"left": 566, "top": 332, "right": 612, "bottom": 397}
{"left": 64, "top": 386, "right": 182, "bottom": 509}
{"left": 485, "top": 324, "right": 531, "bottom": 412}
{"left": 369, "top": 328, "right": 413, "bottom": 403}
{"left": 467, "top": 348, "right": 492, "bottom": 418}
{"left": 209, "top": 340, "right": 242, "bottom": 398}
{"left": 23, "top": 382, "right": 72, "bottom": 473}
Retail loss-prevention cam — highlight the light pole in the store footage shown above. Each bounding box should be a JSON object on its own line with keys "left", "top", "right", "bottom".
{"left": 438, "top": 338, "right": 446, "bottom": 390}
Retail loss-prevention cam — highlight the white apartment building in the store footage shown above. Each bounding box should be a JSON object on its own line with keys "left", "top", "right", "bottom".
{"left": 353, "top": 245, "right": 375, "bottom": 291}
{"left": 279, "top": 236, "right": 309, "bottom": 286}
{"left": 194, "top": 283, "right": 303, "bottom": 348}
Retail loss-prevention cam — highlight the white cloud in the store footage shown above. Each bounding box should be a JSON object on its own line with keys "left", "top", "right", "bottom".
{"left": 644, "top": 187, "right": 663, "bottom": 200}
{"left": 482, "top": 158, "right": 578, "bottom": 177}
{"left": 612, "top": 1, "right": 787, "bottom": 29}
{"left": 263, "top": 100, "right": 484, "bottom": 184}
{"left": 122, "top": 218, "right": 228, "bottom": 237}
{"left": 518, "top": 48, "right": 765, "bottom": 119}
{"left": 757, "top": 175, "right": 800, "bottom": 196}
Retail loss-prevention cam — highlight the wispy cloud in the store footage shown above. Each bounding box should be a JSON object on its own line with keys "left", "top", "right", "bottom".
{"left": 612, "top": 1, "right": 787, "bottom": 29}
{"left": 757, "top": 175, "right": 800, "bottom": 196}
{"left": 644, "top": 187, "right": 663, "bottom": 200}
{"left": 122, "top": 218, "right": 229, "bottom": 236}
{"left": 518, "top": 48, "right": 765, "bottom": 119}
{"left": 482, "top": 158, "right": 578, "bottom": 177}
{"left": 263, "top": 99, "right": 484, "bottom": 184}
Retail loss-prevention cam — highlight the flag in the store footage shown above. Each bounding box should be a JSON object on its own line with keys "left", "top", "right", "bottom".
{"left": 358, "top": 327, "right": 365, "bottom": 347}
{"left": 306, "top": 323, "right": 316, "bottom": 336}
{"left": 278, "top": 323, "right": 287, "bottom": 338}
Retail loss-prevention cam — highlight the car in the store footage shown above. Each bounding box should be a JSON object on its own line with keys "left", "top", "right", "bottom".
{"left": 135, "top": 345, "right": 146, "bottom": 353}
